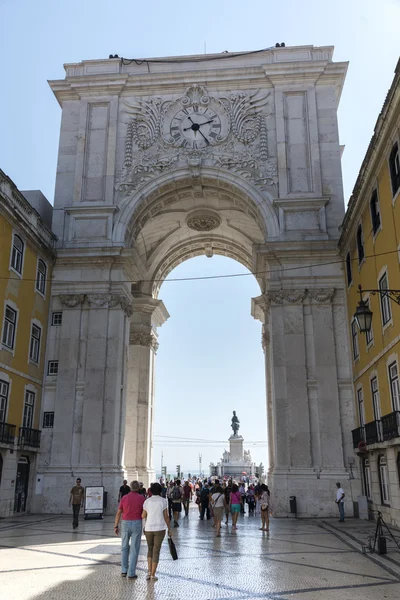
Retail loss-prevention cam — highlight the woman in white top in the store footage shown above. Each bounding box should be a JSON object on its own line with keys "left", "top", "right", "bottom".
{"left": 211, "top": 485, "right": 226, "bottom": 538}
{"left": 142, "top": 482, "right": 172, "bottom": 581}
{"left": 259, "top": 483, "right": 270, "bottom": 532}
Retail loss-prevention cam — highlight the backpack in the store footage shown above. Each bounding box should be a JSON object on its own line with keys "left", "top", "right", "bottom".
{"left": 172, "top": 486, "right": 181, "bottom": 500}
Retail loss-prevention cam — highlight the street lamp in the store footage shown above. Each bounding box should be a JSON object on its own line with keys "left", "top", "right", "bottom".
{"left": 354, "top": 285, "right": 373, "bottom": 333}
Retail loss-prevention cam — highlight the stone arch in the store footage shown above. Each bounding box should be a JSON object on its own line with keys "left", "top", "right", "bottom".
{"left": 113, "top": 167, "right": 280, "bottom": 246}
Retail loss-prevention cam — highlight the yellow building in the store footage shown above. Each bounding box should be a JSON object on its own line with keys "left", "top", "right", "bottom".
{"left": 339, "top": 60, "right": 400, "bottom": 526}
{"left": 0, "top": 170, "right": 56, "bottom": 517}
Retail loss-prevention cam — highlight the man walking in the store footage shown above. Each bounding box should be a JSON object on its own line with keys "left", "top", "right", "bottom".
{"left": 118, "top": 479, "right": 131, "bottom": 502}
{"left": 114, "top": 480, "right": 145, "bottom": 579}
{"left": 182, "top": 480, "right": 192, "bottom": 517}
{"left": 69, "top": 477, "right": 84, "bottom": 529}
{"left": 171, "top": 479, "right": 183, "bottom": 527}
{"left": 335, "top": 482, "right": 345, "bottom": 522}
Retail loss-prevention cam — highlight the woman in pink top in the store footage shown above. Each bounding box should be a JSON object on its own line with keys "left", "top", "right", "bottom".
{"left": 229, "top": 483, "right": 242, "bottom": 530}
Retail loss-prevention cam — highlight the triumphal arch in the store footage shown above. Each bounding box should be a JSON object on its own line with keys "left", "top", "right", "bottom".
{"left": 37, "top": 46, "right": 355, "bottom": 516}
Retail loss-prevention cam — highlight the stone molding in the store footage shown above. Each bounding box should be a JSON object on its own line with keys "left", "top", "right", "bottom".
{"left": 129, "top": 330, "right": 159, "bottom": 353}
{"left": 59, "top": 293, "right": 133, "bottom": 316}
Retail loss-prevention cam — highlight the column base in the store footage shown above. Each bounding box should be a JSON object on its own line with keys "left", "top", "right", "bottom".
{"left": 36, "top": 465, "right": 127, "bottom": 514}
{"left": 269, "top": 467, "right": 352, "bottom": 517}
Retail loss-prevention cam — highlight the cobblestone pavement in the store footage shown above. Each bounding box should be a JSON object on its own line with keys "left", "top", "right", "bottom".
{"left": 1, "top": 508, "right": 400, "bottom": 599}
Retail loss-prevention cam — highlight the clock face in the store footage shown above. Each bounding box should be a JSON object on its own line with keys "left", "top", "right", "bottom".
{"left": 162, "top": 101, "right": 229, "bottom": 149}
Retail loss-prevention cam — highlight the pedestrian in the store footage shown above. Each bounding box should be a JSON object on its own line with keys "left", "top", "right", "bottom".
{"left": 335, "top": 482, "right": 345, "bottom": 522}
{"left": 229, "top": 483, "right": 242, "bottom": 530}
{"left": 247, "top": 484, "right": 255, "bottom": 514}
{"left": 138, "top": 482, "right": 147, "bottom": 498}
{"left": 224, "top": 480, "right": 232, "bottom": 525}
{"left": 114, "top": 480, "right": 145, "bottom": 579}
{"left": 118, "top": 479, "right": 131, "bottom": 502}
{"left": 200, "top": 483, "right": 211, "bottom": 520}
{"left": 195, "top": 481, "right": 202, "bottom": 516}
{"left": 171, "top": 479, "right": 183, "bottom": 527}
{"left": 142, "top": 482, "right": 172, "bottom": 581}
{"left": 239, "top": 482, "right": 246, "bottom": 513}
{"left": 69, "top": 477, "right": 84, "bottom": 529}
{"left": 182, "top": 480, "right": 192, "bottom": 516}
{"left": 167, "top": 481, "right": 174, "bottom": 519}
{"left": 259, "top": 484, "right": 270, "bottom": 532}
{"left": 211, "top": 485, "right": 226, "bottom": 537}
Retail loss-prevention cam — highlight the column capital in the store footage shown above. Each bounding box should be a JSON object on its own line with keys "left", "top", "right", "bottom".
{"left": 251, "top": 295, "right": 270, "bottom": 324}
{"left": 129, "top": 329, "right": 159, "bottom": 352}
{"left": 131, "top": 297, "right": 169, "bottom": 327}
{"left": 59, "top": 294, "right": 85, "bottom": 308}
{"left": 87, "top": 293, "right": 133, "bottom": 316}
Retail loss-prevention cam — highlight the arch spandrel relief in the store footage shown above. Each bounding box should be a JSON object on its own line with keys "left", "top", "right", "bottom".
{"left": 116, "top": 84, "right": 277, "bottom": 201}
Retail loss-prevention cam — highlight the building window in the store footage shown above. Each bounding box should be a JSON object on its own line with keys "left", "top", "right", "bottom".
{"left": 0, "top": 379, "right": 9, "bottom": 423}
{"left": 22, "top": 390, "right": 35, "bottom": 429}
{"left": 388, "top": 361, "right": 400, "bottom": 411}
{"left": 47, "top": 361, "right": 59, "bottom": 376}
{"left": 371, "top": 376, "right": 381, "bottom": 420}
{"left": 345, "top": 252, "right": 352, "bottom": 286}
{"left": 2, "top": 306, "right": 17, "bottom": 349}
{"left": 357, "top": 387, "right": 365, "bottom": 427}
{"left": 357, "top": 225, "right": 365, "bottom": 264}
{"left": 365, "top": 298, "right": 374, "bottom": 346}
{"left": 379, "top": 455, "right": 390, "bottom": 505}
{"left": 36, "top": 260, "right": 47, "bottom": 295}
{"left": 379, "top": 272, "right": 392, "bottom": 325}
{"left": 370, "top": 190, "right": 381, "bottom": 234}
{"left": 29, "top": 324, "right": 41, "bottom": 363}
{"left": 10, "top": 234, "right": 24, "bottom": 274}
{"left": 43, "top": 412, "right": 54, "bottom": 428}
{"left": 351, "top": 320, "right": 359, "bottom": 360}
{"left": 364, "top": 458, "right": 372, "bottom": 499}
{"left": 389, "top": 142, "right": 400, "bottom": 196}
{"left": 51, "top": 312, "right": 62, "bottom": 326}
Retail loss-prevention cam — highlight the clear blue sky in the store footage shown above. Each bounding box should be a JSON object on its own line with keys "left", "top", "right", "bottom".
{"left": 1, "top": 0, "right": 399, "bottom": 474}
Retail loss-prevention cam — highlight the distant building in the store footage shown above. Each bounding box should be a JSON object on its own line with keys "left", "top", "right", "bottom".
{"left": 0, "top": 171, "right": 56, "bottom": 517}
{"left": 339, "top": 60, "right": 400, "bottom": 526}
{"left": 210, "top": 433, "right": 256, "bottom": 479}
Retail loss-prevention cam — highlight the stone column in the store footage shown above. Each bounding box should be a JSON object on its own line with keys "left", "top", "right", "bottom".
{"left": 124, "top": 298, "right": 169, "bottom": 487}
{"left": 40, "top": 292, "right": 132, "bottom": 513}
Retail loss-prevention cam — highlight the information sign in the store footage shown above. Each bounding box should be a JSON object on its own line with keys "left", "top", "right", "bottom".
{"left": 84, "top": 486, "right": 104, "bottom": 514}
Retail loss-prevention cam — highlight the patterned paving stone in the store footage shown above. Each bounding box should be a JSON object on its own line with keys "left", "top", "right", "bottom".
{"left": 1, "top": 509, "right": 400, "bottom": 599}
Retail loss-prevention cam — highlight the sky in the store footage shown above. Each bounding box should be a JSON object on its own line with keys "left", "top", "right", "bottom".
{"left": 0, "top": 0, "right": 399, "bottom": 475}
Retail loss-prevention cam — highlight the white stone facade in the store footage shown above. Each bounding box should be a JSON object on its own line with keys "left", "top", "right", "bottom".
{"left": 37, "top": 45, "right": 357, "bottom": 517}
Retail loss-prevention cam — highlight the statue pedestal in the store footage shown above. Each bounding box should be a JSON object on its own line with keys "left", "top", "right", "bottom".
{"left": 229, "top": 435, "right": 244, "bottom": 461}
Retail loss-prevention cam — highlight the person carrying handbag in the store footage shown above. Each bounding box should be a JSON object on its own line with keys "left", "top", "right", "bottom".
{"left": 259, "top": 483, "right": 271, "bottom": 532}
{"left": 142, "top": 482, "right": 172, "bottom": 581}
{"left": 211, "top": 485, "right": 226, "bottom": 537}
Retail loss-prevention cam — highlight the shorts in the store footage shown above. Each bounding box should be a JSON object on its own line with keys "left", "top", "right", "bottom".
{"left": 231, "top": 504, "right": 241, "bottom": 514}
{"left": 172, "top": 502, "right": 182, "bottom": 513}
{"left": 213, "top": 507, "right": 224, "bottom": 522}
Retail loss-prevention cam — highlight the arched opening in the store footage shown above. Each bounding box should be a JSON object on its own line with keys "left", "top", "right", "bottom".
{"left": 153, "top": 255, "right": 267, "bottom": 480}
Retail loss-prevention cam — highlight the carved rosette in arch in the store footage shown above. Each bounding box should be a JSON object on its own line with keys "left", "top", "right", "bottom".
{"left": 86, "top": 293, "right": 133, "bottom": 317}
{"left": 59, "top": 294, "right": 85, "bottom": 308}
{"left": 129, "top": 331, "right": 159, "bottom": 353}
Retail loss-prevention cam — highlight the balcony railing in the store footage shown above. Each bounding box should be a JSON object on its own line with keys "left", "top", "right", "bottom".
{"left": 381, "top": 411, "right": 400, "bottom": 441}
{"left": 352, "top": 426, "right": 365, "bottom": 448}
{"left": 365, "top": 420, "right": 382, "bottom": 445}
{"left": 18, "top": 427, "right": 41, "bottom": 448}
{"left": 0, "top": 422, "right": 16, "bottom": 445}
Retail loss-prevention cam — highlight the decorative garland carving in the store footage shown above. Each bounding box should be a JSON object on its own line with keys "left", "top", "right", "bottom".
{"left": 87, "top": 293, "right": 133, "bottom": 317}
{"left": 129, "top": 331, "right": 159, "bottom": 352}
{"left": 229, "top": 90, "right": 270, "bottom": 144}
{"left": 266, "top": 289, "right": 335, "bottom": 304}
{"left": 308, "top": 288, "right": 335, "bottom": 303}
{"left": 59, "top": 294, "right": 85, "bottom": 308}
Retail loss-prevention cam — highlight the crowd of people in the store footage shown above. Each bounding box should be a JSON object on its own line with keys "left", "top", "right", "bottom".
{"left": 113, "top": 476, "right": 272, "bottom": 581}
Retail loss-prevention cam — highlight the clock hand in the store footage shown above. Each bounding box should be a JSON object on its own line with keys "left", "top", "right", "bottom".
{"left": 198, "top": 129, "right": 210, "bottom": 145}
{"left": 183, "top": 118, "right": 215, "bottom": 132}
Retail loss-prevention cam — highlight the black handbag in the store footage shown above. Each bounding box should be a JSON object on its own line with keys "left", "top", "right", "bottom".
{"left": 168, "top": 535, "right": 178, "bottom": 560}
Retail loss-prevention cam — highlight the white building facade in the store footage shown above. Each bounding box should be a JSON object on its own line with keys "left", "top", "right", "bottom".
{"left": 36, "top": 46, "right": 357, "bottom": 517}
